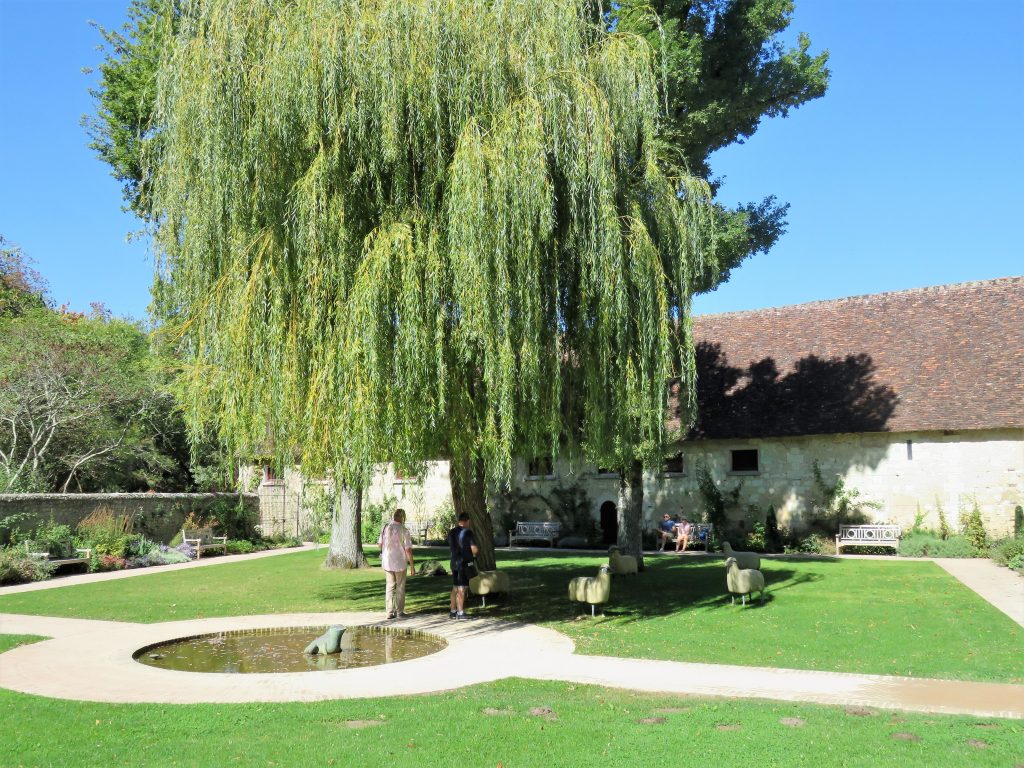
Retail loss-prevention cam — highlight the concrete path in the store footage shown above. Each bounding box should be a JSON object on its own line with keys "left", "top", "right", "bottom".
{"left": 0, "top": 543, "right": 317, "bottom": 595}
{"left": 932, "top": 558, "right": 1024, "bottom": 628}
{"left": 1, "top": 611, "right": 1021, "bottom": 718}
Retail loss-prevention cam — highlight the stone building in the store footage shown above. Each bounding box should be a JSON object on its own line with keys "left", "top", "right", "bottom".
{"left": 252, "top": 277, "right": 1024, "bottom": 540}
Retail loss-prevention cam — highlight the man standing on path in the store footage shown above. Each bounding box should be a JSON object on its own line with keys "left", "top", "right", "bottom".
{"left": 447, "top": 512, "right": 479, "bottom": 619}
{"left": 378, "top": 509, "right": 415, "bottom": 620}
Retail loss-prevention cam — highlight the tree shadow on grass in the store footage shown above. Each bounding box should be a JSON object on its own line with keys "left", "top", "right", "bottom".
{"left": 321, "top": 549, "right": 836, "bottom": 627}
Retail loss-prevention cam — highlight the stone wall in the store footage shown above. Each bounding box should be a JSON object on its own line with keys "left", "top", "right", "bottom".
{"left": 242, "top": 462, "right": 453, "bottom": 538}
{"left": 0, "top": 493, "right": 259, "bottom": 544}
{"left": 238, "top": 427, "right": 1023, "bottom": 540}
{"left": 510, "top": 429, "right": 1022, "bottom": 538}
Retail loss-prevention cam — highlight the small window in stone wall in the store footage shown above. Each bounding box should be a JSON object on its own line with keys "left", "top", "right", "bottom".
{"left": 394, "top": 468, "right": 419, "bottom": 483}
{"left": 262, "top": 465, "right": 281, "bottom": 484}
{"left": 663, "top": 453, "right": 685, "bottom": 475}
{"left": 730, "top": 449, "right": 759, "bottom": 474}
{"left": 527, "top": 456, "right": 555, "bottom": 478}
{"left": 596, "top": 466, "right": 619, "bottom": 477}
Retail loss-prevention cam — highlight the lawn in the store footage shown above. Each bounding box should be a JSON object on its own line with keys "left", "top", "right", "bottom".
{"left": 0, "top": 634, "right": 1018, "bottom": 768}
{"left": 0, "top": 547, "right": 1019, "bottom": 683}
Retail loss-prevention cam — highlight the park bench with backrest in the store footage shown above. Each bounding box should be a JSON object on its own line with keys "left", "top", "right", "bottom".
{"left": 509, "top": 521, "right": 561, "bottom": 548}
{"left": 182, "top": 527, "right": 228, "bottom": 559}
{"left": 660, "top": 523, "right": 713, "bottom": 552}
{"left": 835, "top": 524, "right": 901, "bottom": 553}
{"left": 25, "top": 540, "right": 92, "bottom": 568}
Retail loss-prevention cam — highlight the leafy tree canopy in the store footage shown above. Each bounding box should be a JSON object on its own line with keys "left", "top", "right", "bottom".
{"left": 0, "top": 237, "right": 48, "bottom": 318}
{"left": 151, "top": 0, "right": 717, "bottom": 491}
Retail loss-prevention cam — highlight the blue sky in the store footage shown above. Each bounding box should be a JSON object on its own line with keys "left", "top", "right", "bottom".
{"left": 1, "top": 0, "right": 1021, "bottom": 321}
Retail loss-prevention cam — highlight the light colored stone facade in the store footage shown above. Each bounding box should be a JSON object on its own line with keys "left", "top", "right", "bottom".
{"left": 243, "top": 462, "right": 453, "bottom": 538}
{"left": 244, "top": 427, "right": 1023, "bottom": 539}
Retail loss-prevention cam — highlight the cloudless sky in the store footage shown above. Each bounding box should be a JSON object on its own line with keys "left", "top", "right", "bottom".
{"left": 1, "top": 0, "right": 1021, "bottom": 322}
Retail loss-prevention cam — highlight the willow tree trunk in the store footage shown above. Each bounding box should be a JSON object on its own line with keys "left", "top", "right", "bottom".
{"left": 325, "top": 485, "right": 368, "bottom": 569}
{"left": 450, "top": 455, "right": 496, "bottom": 571}
{"left": 617, "top": 459, "right": 646, "bottom": 571}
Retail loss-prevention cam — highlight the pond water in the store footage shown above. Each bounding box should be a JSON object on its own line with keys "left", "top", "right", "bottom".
{"left": 134, "top": 626, "right": 446, "bottom": 674}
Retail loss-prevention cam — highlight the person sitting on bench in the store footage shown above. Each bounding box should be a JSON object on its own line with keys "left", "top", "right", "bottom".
{"left": 657, "top": 514, "right": 677, "bottom": 551}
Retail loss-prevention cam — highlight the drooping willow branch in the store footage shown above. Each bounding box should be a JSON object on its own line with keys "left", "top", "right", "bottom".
{"left": 152, "top": 0, "right": 715, "bottom": 486}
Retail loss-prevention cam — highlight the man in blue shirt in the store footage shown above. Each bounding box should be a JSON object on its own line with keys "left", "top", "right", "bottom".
{"left": 447, "top": 512, "right": 479, "bottom": 619}
{"left": 657, "top": 513, "right": 677, "bottom": 551}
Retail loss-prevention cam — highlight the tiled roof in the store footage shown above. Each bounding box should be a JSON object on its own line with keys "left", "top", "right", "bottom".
{"left": 679, "top": 277, "right": 1024, "bottom": 439}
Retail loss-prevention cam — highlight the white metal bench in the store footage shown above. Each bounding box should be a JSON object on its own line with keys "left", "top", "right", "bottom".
{"left": 658, "top": 523, "right": 713, "bottom": 552}
{"left": 25, "top": 541, "right": 92, "bottom": 567}
{"left": 182, "top": 527, "right": 228, "bottom": 559}
{"left": 508, "top": 521, "right": 561, "bottom": 548}
{"left": 835, "top": 524, "right": 901, "bottom": 553}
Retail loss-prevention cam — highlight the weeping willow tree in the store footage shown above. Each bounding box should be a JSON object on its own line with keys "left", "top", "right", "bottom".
{"left": 151, "top": 0, "right": 714, "bottom": 569}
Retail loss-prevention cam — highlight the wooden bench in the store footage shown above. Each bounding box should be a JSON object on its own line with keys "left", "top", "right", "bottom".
{"left": 508, "top": 521, "right": 561, "bottom": 548}
{"left": 25, "top": 541, "right": 92, "bottom": 567}
{"left": 835, "top": 524, "right": 901, "bottom": 553}
{"left": 657, "top": 523, "right": 713, "bottom": 552}
{"left": 182, "top": 527, "right": 228, "bottom": 559}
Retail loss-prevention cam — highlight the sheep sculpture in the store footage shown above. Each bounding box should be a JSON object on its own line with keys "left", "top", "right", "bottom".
{"left": 722, "top": 541, "right": 761, "bottom": 570}
{"left": 569, "top": 564, "right": 612, "bottom": 616}
{"left": 469, "top": 569, "right": 511, "bottom": 607}
{"left": 725, "top": 557, "right": 765, "bottom": 605}
{"left": 608, "top": 545, "right": 638, "bottom": 575}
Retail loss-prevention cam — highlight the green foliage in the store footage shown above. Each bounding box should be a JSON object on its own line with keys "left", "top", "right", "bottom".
{"left": 0, "top": 546, "right": 54, "bottom": 585}
{"left": 430, "top": 500, "right": 458, "bottom": 541}
{"left": 147, "top": 0, "right": 718, "bottom": 492}
{"left": 808, "top": 461, "right": 879, "bottom": 534}
{"left": 763, "top": 506, "right": 781, "bottom": 552}
{"left": 0, "top": 236, "right": 48, "bottom": 318}
{"left": 898, "top": 533, "right": 973, "bottom": 559}
{"left": 744, "top": 521, "right": 767, "bottom": 552}
{"left": 613, "top": 1, "right": 830, "bottom": 289}
{"left": 299, "top": 486, "right": 334, "bottom": 542}
{"left": 936, "top": 497, "right": 952, "bottom": 540}
{"left": 783, "top": 532, "right": 834, "bottom": 555}
{"left": 910, "top": 506, "right": 928, "bottom": 534}
{"left": 204, "top": 497, "right": 258, "bottom": 540}
{"left": 1008, "top": 553, "right": 1024, "bottom": 572}
{"left": 960, "top": 500, "right": 988, "bottom": 555}
{"left": 75, "top": 506, "right": 134, "bottom": 557}
{"left": 360, "top": 493, "right": 392, "bottom": 544}
{"left": 546, "top": 481, "right": 597, "bottom": 542}
{"left": 30, "top": 521, "right": 75, "bottom": 559}
{"left": 988, "top": 536, "right": 1024, "bottom": 568}
{"left": 695, "top": 463, "right": 741, "bottom": 542}
{"left": 225, "top": 539, "right": 256, "bottom": 555}
{"left": 1014, "top": 505, "right": 1023, "bottom": 538}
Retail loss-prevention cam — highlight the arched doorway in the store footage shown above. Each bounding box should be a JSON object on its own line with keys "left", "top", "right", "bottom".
{"left": 600, "top": 501, "right": 618, "bottom": 546}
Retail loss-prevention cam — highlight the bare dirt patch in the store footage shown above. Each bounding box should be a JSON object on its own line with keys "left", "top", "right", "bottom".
{"left": 529, "top": 707, "right": 558, "bottom": 721}
{"left": 343, "top": 720, "right": 384, "bottom": 729}
{"left": 891, "top": 732, "right": 921, "bottom": 742}
{"left": 967, "top": 739, "right": 988, "bottom": 750}
{"left": 638, "top": 717, "right": 666, "bottom": 725}
{"left": 845, "top": 706, "right": 877, "bottom": 717}
{"left": 481, "top": 708, "right": 514, "bottom": 717}
{"left": 715, "top": 724, "right": 741, "bottom": 732}
{"left": 779, "top": 717, "right": 805, "bottom": 727}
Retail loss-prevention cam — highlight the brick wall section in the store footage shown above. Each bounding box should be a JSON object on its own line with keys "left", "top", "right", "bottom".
{"left": 0, "top": 493, "right": 259, "bottom": 544}
{"left": 680, "top": 277, "right": 1024, "bottom": 439}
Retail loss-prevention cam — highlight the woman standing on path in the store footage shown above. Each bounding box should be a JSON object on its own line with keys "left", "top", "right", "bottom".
{"left": 378, "top": 509, "right": 415, "bottom": 620}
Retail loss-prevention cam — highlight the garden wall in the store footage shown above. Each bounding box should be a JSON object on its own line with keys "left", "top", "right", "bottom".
{"left": 0, "top": 493, "right": 259, "bottom": 544}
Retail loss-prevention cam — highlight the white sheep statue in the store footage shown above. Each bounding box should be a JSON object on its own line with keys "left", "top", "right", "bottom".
{"left": 725, "top": 556, "right": 765, "bottom": 606}
{"left": 722, "top": 541, "right": 761, "bottom": 570}
{"left": 569, "top": 564, "right": 612, "bottom": 616}
{"left": 608, "top": 545, "right": 638, "bottom": 575}
{"left": 469, "top": 569, "right": 511, "bottom": 607}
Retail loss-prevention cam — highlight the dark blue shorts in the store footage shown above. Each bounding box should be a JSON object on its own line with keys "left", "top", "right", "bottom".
{"left": 451, "top": 563, "right": 473, "bottom": 587}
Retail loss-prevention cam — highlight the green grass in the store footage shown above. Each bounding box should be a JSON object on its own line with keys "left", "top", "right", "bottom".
{"left": 0, "top": 548, "right": 1020, "bottom": 682}
{"left": 0, "top": 634, "right": 1018, "bottom": 768}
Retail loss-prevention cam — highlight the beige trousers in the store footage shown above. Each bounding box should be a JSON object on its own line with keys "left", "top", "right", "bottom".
{"left": 385, "top": 569, "right": 408, "bottom": 616}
